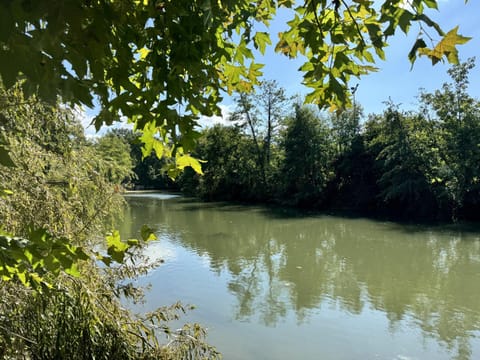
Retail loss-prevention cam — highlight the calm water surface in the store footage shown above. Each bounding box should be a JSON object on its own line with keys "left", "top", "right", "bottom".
{"left": 120, "top": 193, "right": 480, "bottom": 360}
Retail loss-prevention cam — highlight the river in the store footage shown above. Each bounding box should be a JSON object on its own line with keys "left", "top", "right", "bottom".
{"left": 119, "top": 193, "right": 480, "bottom": 360}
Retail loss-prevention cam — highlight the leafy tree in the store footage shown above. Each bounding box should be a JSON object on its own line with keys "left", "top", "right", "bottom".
{"left": 107, "top": 128, "right": 177, "bottom": 190}
{"left": 330, "top": 105, "right": 363, "bottom": 155}
{"left": 328, "top": 132, "right": 379, "bottom": 213}
{"left": 367, "top": 105, "right": 439, "bottom": 217}
{"left": 256, "top": 80, "right": 289, "bottom": 166}
{"left": 182, "top": 125, "right": 261, "bottom": 201}
{"left": 0, "top": 0, "right": 470, "bottom": 161}
{"left": 420, "top": 58, "right": 480, "bottom": 219}
{"left": 94, "top": 133, "right": 134, "bottom": 185}
{"left": 231, "top": 80, "right": 289, "bottom": 193}
{"left": 0, "top": 84, "right": 117, "bottom": 243}
{"left": 280, "top": 105, "right": 334, "bottom": 207}
{"left": 326, "top": 101, "right": 366, "bottom": 210}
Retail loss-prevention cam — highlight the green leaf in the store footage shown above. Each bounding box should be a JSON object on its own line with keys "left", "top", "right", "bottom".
{"left": 278, "top": 0, "right": 294, "bottom": 7}
{"left": 0, "top": 189, "right": 13, "bottom": 197}
{"left": 141, "top": 225, "right": 157, "bottom": 242}
{"left": 43, "top": 255, "right": 61, "bottom": 274}
{"left": 137, "top": 47, "right": 151, "bottom": 60}
{"left": 65, "top": 263, "right": 81, "bottom": 277}
{"left": 74, "top": 247, "right": 89, "bottom": 261}
{"left": 176, "top": 154, "right": 205, "bottom": 175}
{"left": 397, "top": 10, "right": 413, "bottom": 34}
{"left": 0, "top": 146, "right": 15, "bottom": 167}
{"left": 408, "top": 38, "right": 427, "bottom": 67}
{"left": 423, "top": 0, "right": 438, "bottom": 9}
{"left": 253, "top": 32, "right": 272, "bottom": 55}
{"left": 152, "top": 139, "right": 165, "bottom": 159}
{"left": 98, "top": 255, "right": 112, "bottom": 267}
{"left": 16, "top": 271, "right": 27, "bottom": 286}
{"left": 106, "top": 230, "right": 129, "bottom": 263}
{"left": 418, "top": 26, "right": 471, "bottom": 65}
{"left": 139, "top": 122, "right": 157, "bottom": 159}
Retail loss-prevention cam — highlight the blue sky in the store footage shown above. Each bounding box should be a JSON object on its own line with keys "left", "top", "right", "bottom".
{"left": 85, "top": 1, "right": 480, "bottom": 134}
{"left": 245, "top": 0, "right": 480, "bottom": 117}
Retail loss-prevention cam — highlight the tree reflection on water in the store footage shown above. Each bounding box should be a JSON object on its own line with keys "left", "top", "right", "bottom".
{"left": 122, "top": 196, "right": 480, "bottom": 359}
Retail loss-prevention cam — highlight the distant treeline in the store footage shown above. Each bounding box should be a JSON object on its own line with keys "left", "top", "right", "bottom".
{"left": 113, "top": 59, "right": 480, "bottom": 221}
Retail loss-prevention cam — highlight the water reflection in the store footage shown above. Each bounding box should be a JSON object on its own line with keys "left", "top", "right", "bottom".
{"left": 121, "top": 195, "right": 480, "bottom": 359}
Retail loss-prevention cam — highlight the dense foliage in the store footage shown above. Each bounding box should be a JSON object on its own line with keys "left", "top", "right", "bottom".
{"left": 175, "top": 60, "right": 480, "bottom": 221}
{"left": 0, "top": 0, "right": 470, "bottom": 164}
{"left": 104, "top": 128, "right": 178, "bottom": 190}
{"left": 0, "top": 84, "right": 218, "bottom": 359}
{"left": 280, "top": 105, "right": 333, "bottom": 207}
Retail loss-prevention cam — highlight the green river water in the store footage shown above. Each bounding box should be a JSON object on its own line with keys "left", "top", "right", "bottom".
{"left": 120, "top": 193, "right": 480, "bottom": 360}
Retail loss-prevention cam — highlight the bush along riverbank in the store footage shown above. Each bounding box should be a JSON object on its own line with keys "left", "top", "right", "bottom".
{"left": 109, "top": 61, "right": 480, "bottom": 223}
{"left": 0, "top": 83, "right": 219, "bottom": 359}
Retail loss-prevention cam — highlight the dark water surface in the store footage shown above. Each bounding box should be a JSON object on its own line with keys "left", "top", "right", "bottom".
{"left": 120, "top": 193, "right": 480, "bottom": 360}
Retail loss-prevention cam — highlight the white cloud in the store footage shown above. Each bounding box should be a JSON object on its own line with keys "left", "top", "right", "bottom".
{"left": 197, "top": 104, "right": 235, "bottom": 128}
{"left": 73, "top": 106, "right": 134, "bottom": 138}
{"left": 74, "top": 102, "right": 238, "bottom": 139}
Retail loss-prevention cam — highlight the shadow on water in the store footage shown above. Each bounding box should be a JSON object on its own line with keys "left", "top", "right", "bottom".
{"left": 163, "top": 194, "right": 480, "bottom": 236}
{"left": 172, "top": 196, "right": 354, "bottom": 220}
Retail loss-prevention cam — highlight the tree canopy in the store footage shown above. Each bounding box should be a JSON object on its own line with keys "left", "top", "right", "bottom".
{"left": 177, "top": 60, "right": 480, "bottom": 220}
{"left": 0, "top": 0, "right": 471, "bottom": 164}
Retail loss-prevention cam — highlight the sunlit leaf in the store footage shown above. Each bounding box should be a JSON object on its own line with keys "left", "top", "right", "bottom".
{"left": 176, "top": 154, "right": 205, "bottom": 175}
{"left": 141, "top": 225, "right": 157, "bottom": 242}
{"left": 253, "top": 32, "right": 272, "bottom": 55}
{"left": 418, "top": 26, "right": 471, "bottom": 65}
